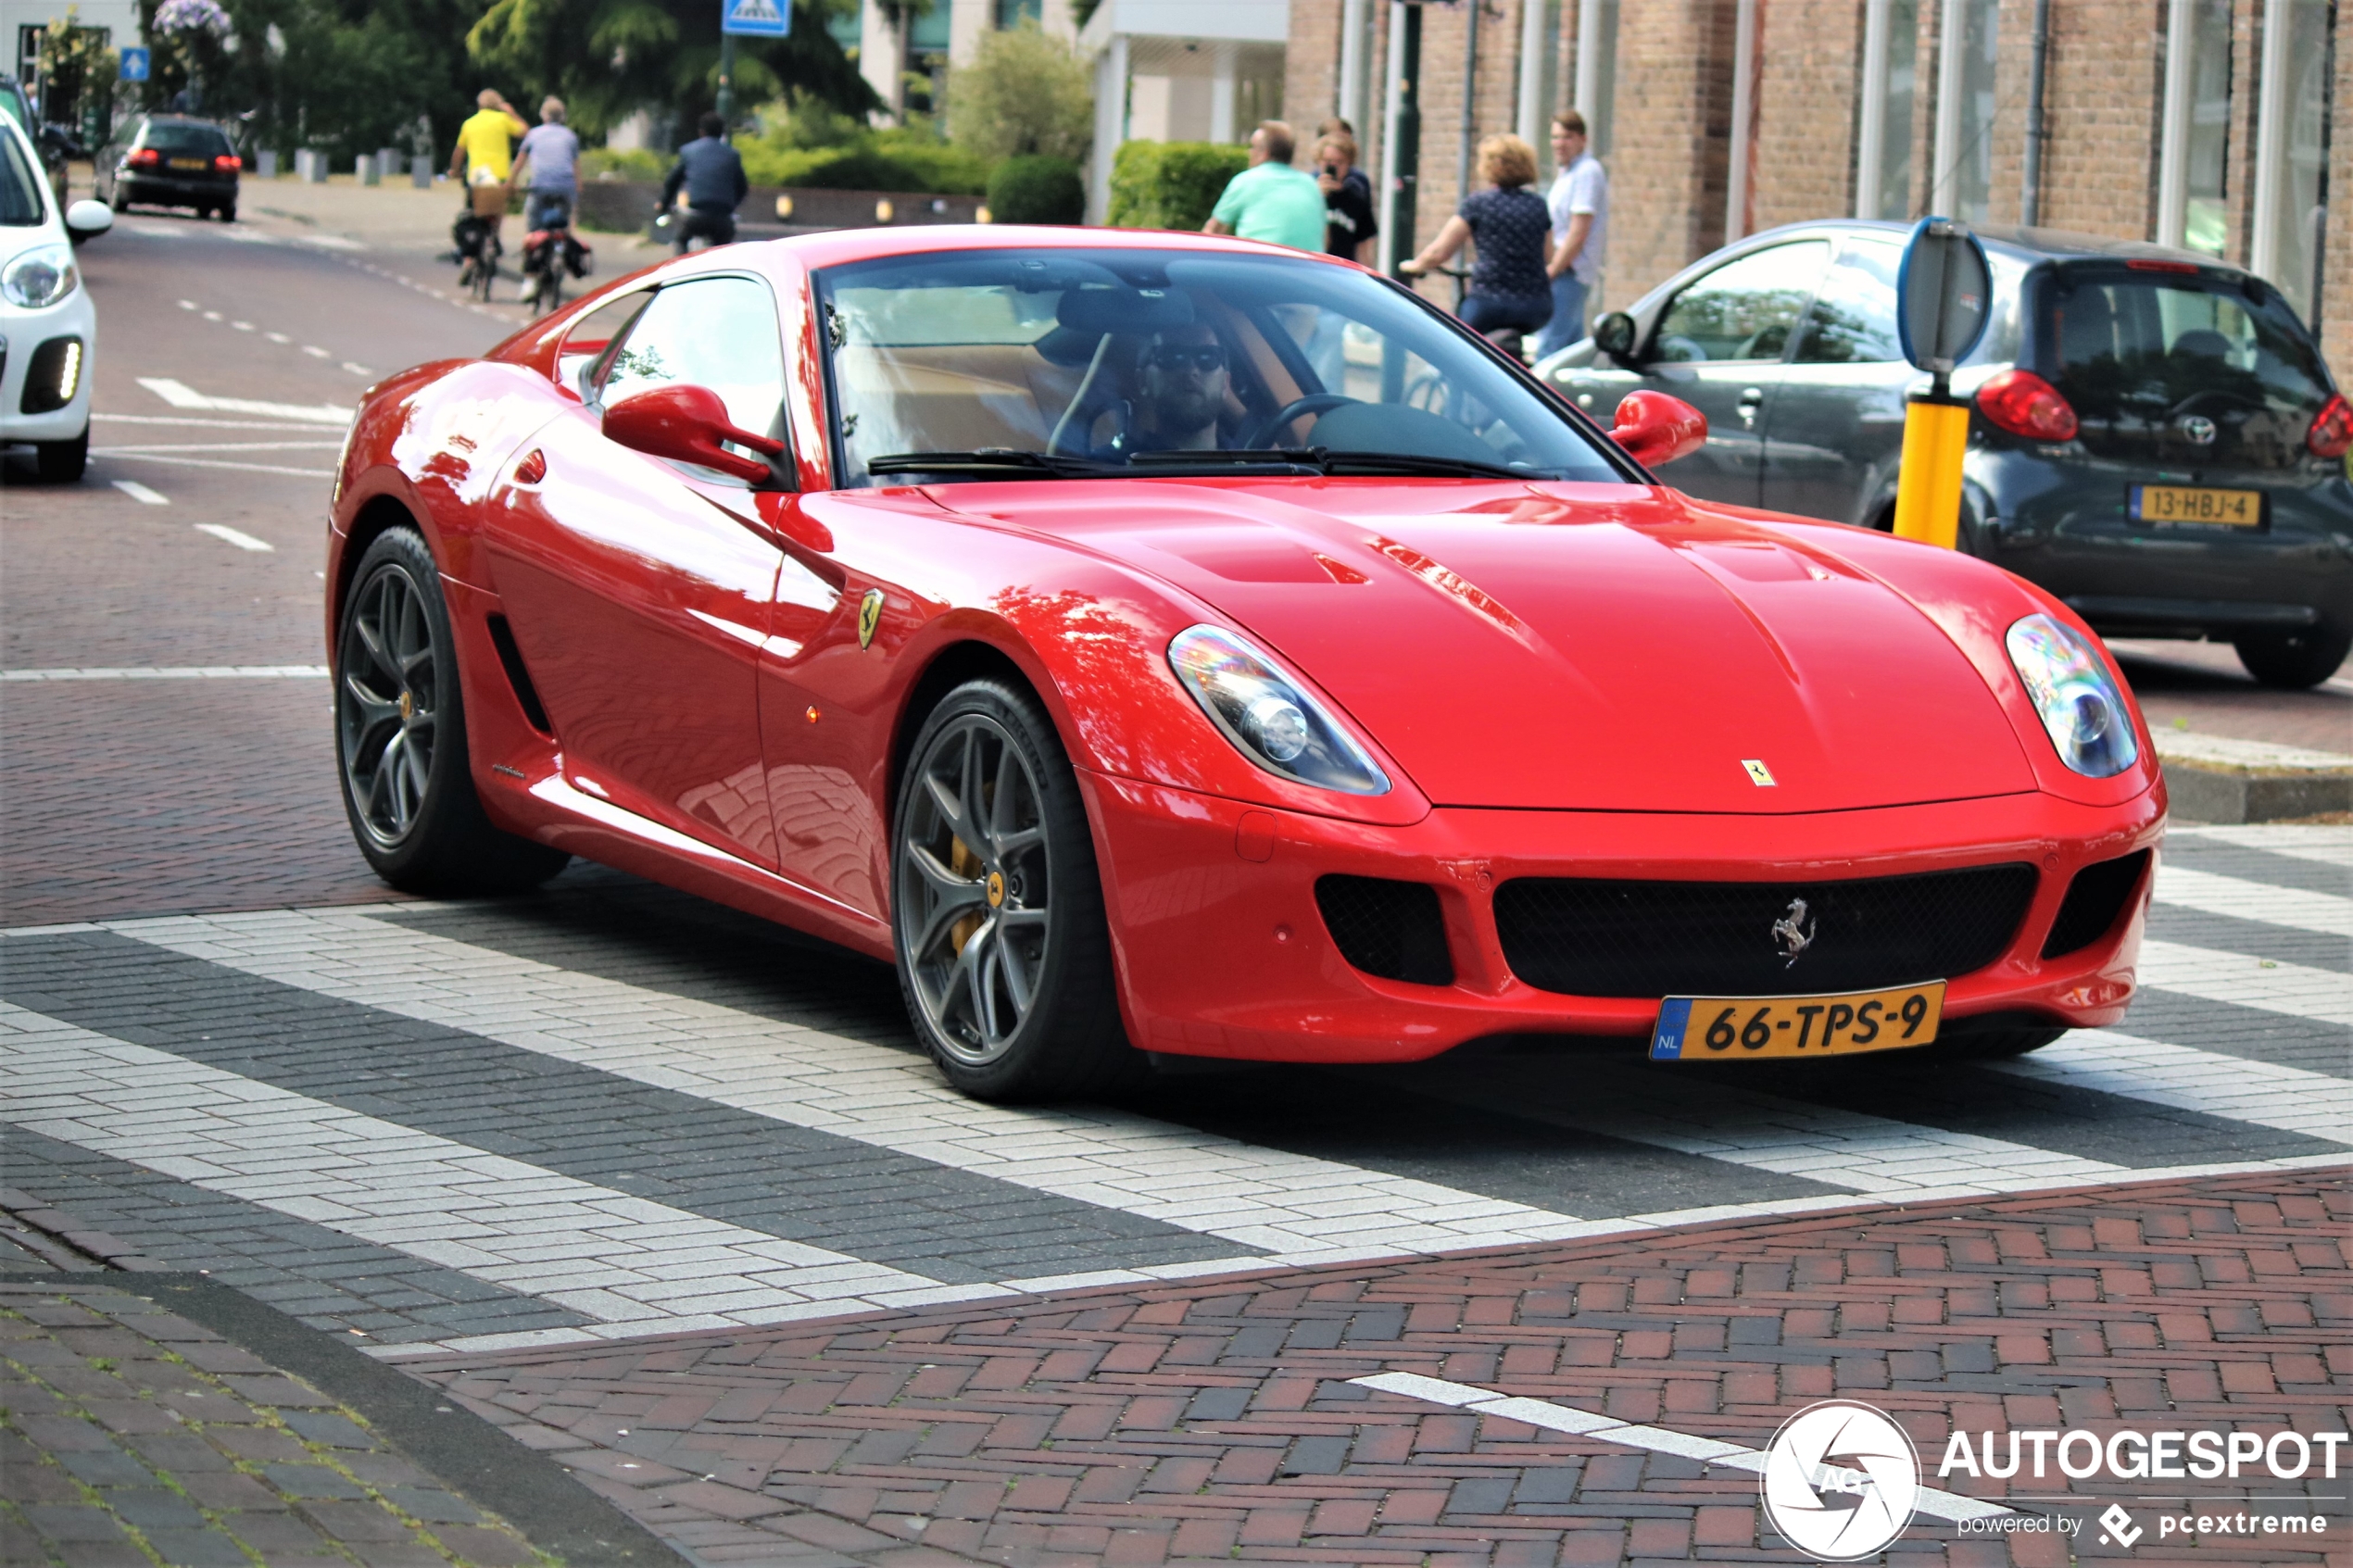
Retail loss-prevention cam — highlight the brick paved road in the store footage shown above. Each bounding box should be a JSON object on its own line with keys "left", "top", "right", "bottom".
{"left": 2, "top": 216, "right": 2347, "bottom": 1565}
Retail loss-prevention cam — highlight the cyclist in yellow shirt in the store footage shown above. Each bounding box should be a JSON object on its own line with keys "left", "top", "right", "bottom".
{"left": 449, "top": 89, "right": 527, "bottom": 234}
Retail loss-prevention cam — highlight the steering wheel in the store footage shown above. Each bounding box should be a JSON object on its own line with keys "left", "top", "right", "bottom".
{"left": 1241, "top": 393, "right": 1359, "bottom": 450}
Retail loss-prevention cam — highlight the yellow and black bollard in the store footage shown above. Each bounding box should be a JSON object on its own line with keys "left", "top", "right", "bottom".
{"left": 1890, "top": 218, "right": 1993, "bottom": 549}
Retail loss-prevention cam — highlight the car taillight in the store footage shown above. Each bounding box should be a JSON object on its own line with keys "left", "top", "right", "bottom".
{"left": 128, "top": 147, "right": 160, "bottom": 166}
{"left": 214, "top": 154, "right": 241, "bottom": 171}
{"left": 2309, "top": 394, "right": 2352, "bottom": 459}
{"left": 1976, "top": 369, "right": 2081, "bottom": 442}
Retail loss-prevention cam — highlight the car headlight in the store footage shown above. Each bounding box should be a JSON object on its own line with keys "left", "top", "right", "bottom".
{"left": 1168, "top": 625, "right": 1390, "bottom": 796}
{"left": 2, "top": 245, "right": 78, "bottom": 309}
{"left": 2005, "top": 612, "right": 2140, "bottom": 778}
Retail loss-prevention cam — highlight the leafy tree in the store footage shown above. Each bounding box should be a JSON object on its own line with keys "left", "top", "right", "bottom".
{"left": 944, "top": 20, "right": 1088, "bottom": 165}
{"left": 464, "top": 0, "right": 875, "bottom": 142}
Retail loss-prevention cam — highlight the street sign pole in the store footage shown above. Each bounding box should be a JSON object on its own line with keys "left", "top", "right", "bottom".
{"left": 716, "top": 0, "right": 789, "bottom": 128}
{"left": 1891, "top": 216, "right": 1993, "bottom": 548}
{"left": 716, "top": 33, "right": 735, "bottom": 126}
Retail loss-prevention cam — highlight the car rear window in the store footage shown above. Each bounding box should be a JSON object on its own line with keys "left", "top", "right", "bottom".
{"left": 2045, "top": 270, "right": 2332, "bottom": 421}
{"left": 141, "top": 121, "right": 233, "bottom": 157}
{"left": 0, "top": 126, "right": 42, "bottom": 225}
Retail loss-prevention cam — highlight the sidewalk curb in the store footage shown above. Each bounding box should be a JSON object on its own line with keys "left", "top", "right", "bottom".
{"left": 0, "top": 1266, "right": 691, "bottom": 1566}
{"left": 2160, "top": 758, "right": 2353, "bottom": 822}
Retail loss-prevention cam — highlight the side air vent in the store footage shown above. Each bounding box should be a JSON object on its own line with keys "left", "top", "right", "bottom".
{"left": 2042, "top": 849, "right": 2151, "bottom": 959}
{"left": 484, "top": 614, "right": 552, "bottom": 734}
{"left": 1315, "top": 875, "right": 1454, "bottom": 986}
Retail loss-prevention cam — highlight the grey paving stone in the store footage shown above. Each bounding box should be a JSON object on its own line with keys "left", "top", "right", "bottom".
{"left": 277, "top": 1411, "right": 376, "bottom": 1450}
{"left": 137, "top": 1525, "right": 256, "bottom": 1566}
{"left": 260, "top": 1463, "right": 369, "bottom": 1500}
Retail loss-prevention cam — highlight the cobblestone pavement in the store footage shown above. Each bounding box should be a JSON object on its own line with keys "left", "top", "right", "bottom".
{"left": 0, "top": 1277, "right": 548, "bottom": 1567}
{"left": 3, "top": 197, "right": 2348, "bottom": 1566}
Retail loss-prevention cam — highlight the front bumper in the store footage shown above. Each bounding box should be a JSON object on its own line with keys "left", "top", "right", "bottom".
{"left": 0, "top": 287, "right": 94, "bottom": 442}
{"left": 1083, "top": 772, "right": 2165, "bottom": 1063}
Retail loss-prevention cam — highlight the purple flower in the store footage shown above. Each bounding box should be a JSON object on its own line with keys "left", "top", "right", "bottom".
{"left": 153, "top": 0, "right": 231, "bottom": 35}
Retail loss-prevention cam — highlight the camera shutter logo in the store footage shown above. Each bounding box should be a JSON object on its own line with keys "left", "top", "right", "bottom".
{"left": 1760, "top": 1400, "right": 1920, "bottom": 1561}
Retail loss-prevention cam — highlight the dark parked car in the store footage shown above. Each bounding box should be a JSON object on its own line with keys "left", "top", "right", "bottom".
{"left": 96, "top": 115, "right": 240, "bottom": 221}
{"left": 1541, "top": 221, "right": 2353, "bottom": 687}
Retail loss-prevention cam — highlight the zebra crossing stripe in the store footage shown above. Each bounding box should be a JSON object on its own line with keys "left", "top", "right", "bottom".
{"left": 2137, "top": 940, "right": 2353, "bottom": 1028}
{"left": 1991, "top": 1028, "right": 2353, "bottom": 1143}
{"left": 2153, "top": 864, "right": 2353, "bottom": 939}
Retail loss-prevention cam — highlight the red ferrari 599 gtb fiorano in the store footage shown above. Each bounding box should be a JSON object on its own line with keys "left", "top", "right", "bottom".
{"left": 328, "top": 228, "right": 2164, "bottom": 1100}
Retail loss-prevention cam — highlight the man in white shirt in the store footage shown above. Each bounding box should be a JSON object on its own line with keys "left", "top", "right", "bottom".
{"left": 1537, "top": 110, "right": 1609, "bottom": 358}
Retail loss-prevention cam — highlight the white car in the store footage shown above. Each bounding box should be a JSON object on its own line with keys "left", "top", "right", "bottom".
{"left": 0, "top": 111, "right": 110, "bottom": 481}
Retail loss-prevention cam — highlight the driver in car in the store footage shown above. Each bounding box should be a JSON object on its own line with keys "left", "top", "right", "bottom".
{"left": 1131, "top": 324, "right": 1229, "bottom": 451}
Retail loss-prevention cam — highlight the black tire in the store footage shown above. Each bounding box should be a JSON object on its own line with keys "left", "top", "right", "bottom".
{"left": 107, "top": 189, "right": 128, "bottom": 214}
{"left": 218, "top": 205, "right": 235, "bottom": 223}
{"left": 891, "top": 679, "right": 1141, "bottom": 1101}
{"left": 333, "top": 526, "right": 570, "bottom": 895}
{"left": 2233, "top": 623, "right": 2351, "bottom": 689}
{"left": 33, "top": 426, "right": 87, "bottom": 483}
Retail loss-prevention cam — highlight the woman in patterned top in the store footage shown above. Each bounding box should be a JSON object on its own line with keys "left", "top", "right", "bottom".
{"left": 1403, "top": 134, "right": 1554, "bottom": 342}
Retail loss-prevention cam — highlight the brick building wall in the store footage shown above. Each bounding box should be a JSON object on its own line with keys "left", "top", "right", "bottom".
{"left": 2324, "top": 11, "right": 2352, "bottom": 375}
{"left": 1749, "top": 0, "right": 1865, "bottom": 233}
{"left": 1604, "top": 1, "right": 1739, "bottom": 300}
{"left": 2030, "top": 0, "right": 2167, "bottom": 239}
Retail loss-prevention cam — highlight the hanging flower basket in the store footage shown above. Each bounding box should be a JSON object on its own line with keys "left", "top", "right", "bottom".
{"left": 152, "top": 0, "right": 230, "bottom": 36}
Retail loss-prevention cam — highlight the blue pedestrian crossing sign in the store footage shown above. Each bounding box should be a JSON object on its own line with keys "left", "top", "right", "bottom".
{"left": 118, "top": 46, "right": 150, "bottom": 82}
{"left": 722, "top": 0, "right": 788, "bottom": 36}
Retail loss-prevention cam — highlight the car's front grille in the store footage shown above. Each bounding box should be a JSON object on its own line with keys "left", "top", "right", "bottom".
{"left": 1315, "top": 874, "right": 1453, "bottom": 986}
{"left": 2043, "top": 850, "right": 2150, "bottom": 958}
{"left": 1493, "top": 863, "right": 2039, "bottom": 997}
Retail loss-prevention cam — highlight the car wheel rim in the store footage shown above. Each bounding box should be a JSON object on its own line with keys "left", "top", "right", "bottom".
{"left": 337, "top": 562, "right": 438, "bottom": 848}
{"left": 899, "top": 713, "right": 1051, "bottom": 1068}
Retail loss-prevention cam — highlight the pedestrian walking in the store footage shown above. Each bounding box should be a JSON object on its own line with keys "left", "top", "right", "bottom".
{"left": 512, "top": 96, "right": 580, "bottom": 232}
{"left": 1535, "top": 109, "right": 1609, "bottom": 358}
{"left": 661, "top": 112, "right": 749, "bottom": 253}
{"left": 1202, "top": 120, "right": 1325, "bottom": 253}
{"left": 1315, "top": 131, "right": 1377, "bottom": 264}
{"left": 1402, "top": 133, "right": 1552, "bottom": 344}
{"left": 449, "top": 89, "right": 527, "bottom": 245}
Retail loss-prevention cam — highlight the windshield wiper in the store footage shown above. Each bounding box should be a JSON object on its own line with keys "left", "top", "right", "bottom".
{"left": 863, "top": 448, "right": 1114, "bottom": 477}
{"left": 1125, "top": 448, "right": 1324, "bottom": 472}
{"left": 1307, "top": 449, "right": 1543, "bottom": 481}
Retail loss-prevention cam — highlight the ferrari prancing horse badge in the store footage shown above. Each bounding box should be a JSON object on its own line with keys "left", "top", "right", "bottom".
{"left": 858, "top": 589, "right": 885, "bottom": 649}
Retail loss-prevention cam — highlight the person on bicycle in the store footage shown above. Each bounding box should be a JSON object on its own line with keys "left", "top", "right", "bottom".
{"left": 1402, "top": 134, "right": 1554, "bottom": 345}
{"left": 449, "top": 89, "right": 527, "bottom": 249}
{"left": 512, "top": 96, "right": 579, "bottom": 232}
{"left": 661, "top": 112, "right": 747, "bottom": 253}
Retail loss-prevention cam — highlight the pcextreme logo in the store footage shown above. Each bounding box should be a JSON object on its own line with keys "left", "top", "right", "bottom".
{"left": 1759, "top": 1400, "right": 1921, "bottom": 1561}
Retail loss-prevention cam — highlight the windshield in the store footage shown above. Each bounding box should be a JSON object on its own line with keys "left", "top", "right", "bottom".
{"left": 812, "top": 247, "right": 1628, "bottom": 485}
{"left": 0, "top": 125, "right": 43, "bottom": 225}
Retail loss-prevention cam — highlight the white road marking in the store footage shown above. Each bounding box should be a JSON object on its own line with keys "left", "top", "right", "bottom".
{"left": 97, "top": 414, "right": 334, "bottom": 432}
{"left": 1351, "top": 1374, "right": 2013, "bottom": 1523}
{"left": 231, "top": 320, "right": 254, "bottom": 332}
{"left": 341, "top": 362, "right": 372, "bottom": 376}
{"left": 135, "top": 377, "right": 351, "bottom": 426}
{"left": 2171, "top": 823, "right": 2353, "bottom": 872}
{"left": 201, "top": 310, "right": 222, "bottom": 321}
{"left": 2155, "top": 863, "right": 2353, "bottom": 938}
{"left": 302, "top": 345, "right": 330, "bottom": 358}
{"left": 110, "top": 480, "right": 169, "bottom": 506}
{"left": 1994, "top": 1029, "right": 2353, "bottom": 1144}
{"left": 0, "top": 666, "right": 327, "bottom": 681}
{"left": 102, "top": 442, "right": 345, "bottom": 455}
{"left": 176, "top": 298, "right": 196, "bottom": 310}
{"left": 265, "top": 332, "right": 290, "bottom": 345}
{"left": 98, "top": 454, "right": 338, "bottom": 479}
{"left": 110, "top": 909, "right": 1612, "bottom": 1262}
{"left": 0, "top": 1007, "right": 974, "bottom": 1349}
{"left": 296, "top": 233, "right": 367, "bottom": 251}
{"left": 194, "top": 523, "right": 274, "bottom": 552}
{"left": 2138, "top": 939, "right": 2353, "bottom": 1027}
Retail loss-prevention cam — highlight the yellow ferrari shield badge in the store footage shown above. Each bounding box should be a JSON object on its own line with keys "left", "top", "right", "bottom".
{"left": 857, "top": 589, "right": 885, "bottom": 650}
{"left": 1742, "top": 759, "right": 1777, "bottom": 786}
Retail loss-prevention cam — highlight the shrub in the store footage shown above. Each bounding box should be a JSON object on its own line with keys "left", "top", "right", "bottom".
{"left": 945, "top": 22, "right": 1090, "bottom": 165}
{"left": 736, "top": 108, "right": 989, "bottom": 194}
{"left": 580, "top": 147, "right": 665, "bottom": 182}
{"left": 988, "top": 154, "right": 1084, "bottom": 223}
{"left": 1107, "top": 140, "right": 1249, "bottom": 232}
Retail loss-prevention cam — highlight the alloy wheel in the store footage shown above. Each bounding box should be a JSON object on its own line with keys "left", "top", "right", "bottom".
{"left": 337, "top": 561, "right": 439, "bottom": 847}
{"left": 898, "top": 713, "right": 1052, "bottom": 1066}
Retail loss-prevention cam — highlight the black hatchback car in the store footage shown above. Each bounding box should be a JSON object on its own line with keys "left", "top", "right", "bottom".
{"left": 96, "top": 115, "right": 240, "bottom": 220}
{"left": 1541, "top": 222, "right": 2353, "bottom": 687}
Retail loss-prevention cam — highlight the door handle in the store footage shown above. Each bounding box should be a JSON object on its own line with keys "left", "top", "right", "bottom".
{"left": 1738, "top": 386, "right": 1765, "bottom": 427}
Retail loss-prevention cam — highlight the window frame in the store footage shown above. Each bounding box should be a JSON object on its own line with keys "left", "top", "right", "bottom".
{"left": 1642, "top": 238, "right": 1836, "bottom": 367}
{"left": 587, "top": 271, "right": 798, "bottom": 489}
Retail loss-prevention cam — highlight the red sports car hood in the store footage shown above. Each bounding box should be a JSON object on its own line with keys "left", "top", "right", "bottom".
{"left": 950, "top": 480, "right": 2040, "bottom": 813}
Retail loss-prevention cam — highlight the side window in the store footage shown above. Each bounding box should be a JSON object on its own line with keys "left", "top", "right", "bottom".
{"left": 1793, "top": 242, "right": 1903, "bottom": 364}
{"left": 559, "top": 290, "right": 651, "bottom": 395}
{"left": 598, "top": 276, "right": 788, "bottom": 445}
{"left": 1652, "top": 240, "right": 1832, "bottom": 363}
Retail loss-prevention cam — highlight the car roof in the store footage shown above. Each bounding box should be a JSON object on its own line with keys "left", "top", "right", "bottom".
{"left": 760, "top": 223, "right": 1365, "bottom": 274}
{"left": 1743, "top": 217, "right": 2246, "bottom": 273}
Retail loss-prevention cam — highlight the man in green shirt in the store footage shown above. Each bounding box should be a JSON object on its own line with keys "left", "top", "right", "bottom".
{"left": 1203, "top": 120, "right": 1327, "bottom": 252}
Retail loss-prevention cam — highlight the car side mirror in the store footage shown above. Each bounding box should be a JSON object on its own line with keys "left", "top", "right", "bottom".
{"left": 63, "top": 199, "right": 112, "bottom": 244}
{"left": 1592, "top": 310, "right": 1639, "bottom": 364}
{"left": 1608, "top": 389, "right": 1706, "bottom": 468}
{"left": 602, "top": 383, "right": 784, "bottom": 483}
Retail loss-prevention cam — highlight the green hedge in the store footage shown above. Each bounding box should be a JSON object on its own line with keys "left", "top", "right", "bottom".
{"left": 1107, "top": 140, "right": 1249, "bottom": 231}
{"left": 739, "top": 132, "right": 989, "bottom": 194}
{"left": 988, "top": 154, "right": 1085, "bottom": 223}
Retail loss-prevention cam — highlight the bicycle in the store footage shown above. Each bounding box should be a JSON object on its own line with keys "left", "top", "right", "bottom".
{"left": 452, "top": 205, "right": 501, "bottom": 303}
{"left": 520, "top": 193, "right": 590, "bottom": 314}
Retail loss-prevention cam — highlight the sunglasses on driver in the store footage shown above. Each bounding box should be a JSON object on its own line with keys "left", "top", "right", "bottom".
{"left": 1144, "top": 345, "right": 1228, "bottom": 373}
